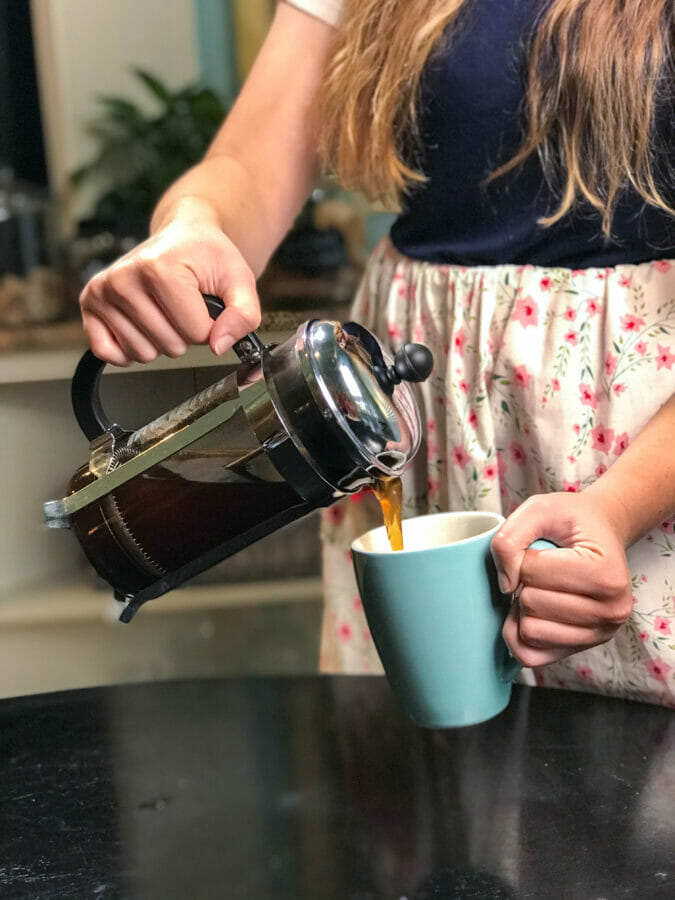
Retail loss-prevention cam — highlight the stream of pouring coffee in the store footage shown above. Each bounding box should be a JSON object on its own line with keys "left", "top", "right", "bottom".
{"left": 373, "top": 476, "right": 404, "bottom": 551}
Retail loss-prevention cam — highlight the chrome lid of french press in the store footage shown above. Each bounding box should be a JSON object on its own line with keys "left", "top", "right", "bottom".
{"left": 265, "top": 319, "right": 433, "bottom": 493}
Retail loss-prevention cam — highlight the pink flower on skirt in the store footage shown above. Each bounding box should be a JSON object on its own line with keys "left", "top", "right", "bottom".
{"left": 595, "top": 464, "right": 607, "bottom": 477}
{"left": 510, "top": 442, "right": 527, "bottom": 466}
{"left": 483, "top": 462, "right": 498, "bottom": 480}
{"left": 635, "top": 341, "right": 647, "bottom": 355}
{"left": 612, "top": 383, "right": 627, "bottom": 396}
{"left": 651, "top": 260, "right": 672, "bottom": 274}
{"left": 656, "top": 344, "right": 675, "bottom": 370}
{"left": 591, "top": 424, "right": 615, "bottom": 453}
{"left": 620, "top": 314, "right": 645, "bottom": 332}
{"left": 338, "top": 622, "right": 353, "bottom": 642}
{"left": 604, "top": 352, "right": 617, "bottom": 376}
{"left": 576, "top": 665, "right": 593, "bottom": 681}
{"left": 453, "top": 327, "right": 467, "bottom": 355}
{"left": 659, "top": 518, "right": 675, "bottom": 534}
{"left": 579, "top": 383, "right": 599, "bottom": 408}
{"left": 586, "top": 298, "right": 602, "bottom": 316}
{"left": 563, "top": 480, "right": 581, "bottom": 492}
{"left": 552, "top": 378, "right": 561, "bottom": 391}
{"left": 564, "top": 329, "right": 579, "bottom": 346}
{"left": 514, "top": 364, "right": 531, "bottom": 388}
{"left": 513, "top": 296, "right": 539, "bottom": 327}
{"left": 451, "top": 445, "right": 471, "bottom": 468}
{"left": 388, "top": 322, "right": 403, "bottom": 341}
{"left": 654, "top": 618, "right": 672, "bottom": 636}
{"left": 645, "top": 658, "right": 672, "bottom": 683}
{"left": 613, "top": 432, "right": 629, "bottom": 455}
{"left": 326, "top": 504, "right": 345, "bottom": 525}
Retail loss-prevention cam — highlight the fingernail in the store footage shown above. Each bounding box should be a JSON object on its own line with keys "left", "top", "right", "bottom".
{"left": 213, "top": 334, "right": 235, "bottom": 355}
{"left": 498, "top": 573, "right": 509, "bottom": 593}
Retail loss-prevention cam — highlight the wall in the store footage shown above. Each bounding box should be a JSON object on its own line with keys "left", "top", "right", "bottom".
{"left": 30, "top": 0, "right": 201, "bottom": 231}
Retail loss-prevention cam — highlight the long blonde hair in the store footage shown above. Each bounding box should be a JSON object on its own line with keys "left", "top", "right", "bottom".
{"left": 316, "top": 0, "right": 674, "bottom": 234}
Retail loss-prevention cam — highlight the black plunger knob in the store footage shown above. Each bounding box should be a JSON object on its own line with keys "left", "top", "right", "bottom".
{"left": 393, "top": 343, "right": 434, "bottom": 383}
{"left": 373, "top": 342, "right": 434, "bottom": 394}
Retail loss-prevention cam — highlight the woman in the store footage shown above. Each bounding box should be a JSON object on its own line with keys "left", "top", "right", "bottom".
{"left": 79, "top": 1, "right": 675, "bottom": 705}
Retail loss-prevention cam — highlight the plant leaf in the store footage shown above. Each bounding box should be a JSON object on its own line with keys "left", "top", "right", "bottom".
{"left": 134, "top": 68, "right": 173, "bottom": 105}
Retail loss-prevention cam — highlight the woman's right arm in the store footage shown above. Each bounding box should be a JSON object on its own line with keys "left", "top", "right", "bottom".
{"left": 79, "top": 2, "right": 335, "bottom": 365}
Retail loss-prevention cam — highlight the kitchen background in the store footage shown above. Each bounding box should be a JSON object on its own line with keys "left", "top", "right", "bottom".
{"left": 0, "top": 0, "right": 394, "bottom": 697}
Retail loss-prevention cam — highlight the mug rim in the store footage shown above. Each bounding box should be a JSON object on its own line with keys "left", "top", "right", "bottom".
{"left": 350, "top": 509, "right": 505, "bottom": 557}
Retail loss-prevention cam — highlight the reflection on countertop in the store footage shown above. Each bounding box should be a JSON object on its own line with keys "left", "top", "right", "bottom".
{"left": 1, "top": 678, "right": 673, "bottom": 899}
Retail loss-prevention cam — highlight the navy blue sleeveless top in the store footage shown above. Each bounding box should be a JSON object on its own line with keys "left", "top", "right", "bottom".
{"left": 390, "top": 0, "right": 674, "bottom": 268}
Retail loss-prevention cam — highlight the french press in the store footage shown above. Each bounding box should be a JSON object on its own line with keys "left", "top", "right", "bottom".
{"left": 44, "top": 296, "right": 433, "bottom": 622}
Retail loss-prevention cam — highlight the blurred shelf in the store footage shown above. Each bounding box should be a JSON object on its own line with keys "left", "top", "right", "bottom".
{"left": 0, "top": 574, "right": 323, "bottom": 628}
{"left": 0, "top": 325, "right": 281, "bottom": 385}
{"left": 0, "top": 302, "right": 353, "bottom": 385}
{"left": 0, "top": 339, "right": 258, "bottom": 385}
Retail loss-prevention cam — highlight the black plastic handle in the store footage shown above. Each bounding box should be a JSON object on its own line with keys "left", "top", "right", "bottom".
{"left": 71, "top": 294, "right": 266, "bottom": 441}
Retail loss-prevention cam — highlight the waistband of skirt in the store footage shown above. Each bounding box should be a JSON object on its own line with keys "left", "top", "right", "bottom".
{"left": 375, "top": 236, "right": 675, "bottom": 279}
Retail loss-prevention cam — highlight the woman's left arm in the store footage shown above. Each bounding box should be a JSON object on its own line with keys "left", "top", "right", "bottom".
{"left": 491, "top": 394, "right": 675, "bottom": 667}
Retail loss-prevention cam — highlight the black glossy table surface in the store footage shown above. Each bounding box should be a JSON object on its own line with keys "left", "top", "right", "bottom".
{"left": 1, "top": 677, "right": 673, "bottom": 899}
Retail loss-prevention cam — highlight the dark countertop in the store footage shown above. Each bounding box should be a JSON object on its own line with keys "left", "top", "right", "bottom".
{"left": 0, "top": 677, "right": 673, "bottom": 899}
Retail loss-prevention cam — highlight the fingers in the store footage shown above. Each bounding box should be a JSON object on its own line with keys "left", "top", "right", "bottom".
{"left": 209, "top": 273, "right": 261, "bottom": 356}
{"left": 518, "top": 544, "right": 630, "bottom": 601}
{"left": 511, "top": 533, "right": 633, "bottom": 628}
{"left": 138, "top": 265, "right": 212, "bottom": 346}
{"left": 79, "top": 224, "right": 262, "bottom": 365}
{"left": 517, "top": 584, "right": 620, "bottom": 627}
{"left": 82, "top": 315, "right": 131, "bottom": 367}
{"left": 492, "top": 491, "right": 634, "bottom": 668}
{"left": 490, "top": 496, "right": 559, "bottom": 593}
{"left": 82, "top": 269, "right": 204, "bottom": 364}
{"left": 502, "top": 602, "right": 615, "bottom": 668}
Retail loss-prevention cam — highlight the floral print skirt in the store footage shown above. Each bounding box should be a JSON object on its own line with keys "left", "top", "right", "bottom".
{"left": 320, "top": 239, "right": 675, "bottom": 707}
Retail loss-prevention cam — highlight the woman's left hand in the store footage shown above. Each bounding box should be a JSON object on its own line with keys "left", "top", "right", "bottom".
{"left": 490, "top": 492, "right": 634, "bottom": 668}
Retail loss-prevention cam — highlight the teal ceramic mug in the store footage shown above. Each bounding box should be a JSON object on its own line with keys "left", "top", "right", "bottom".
{"left": 351, "top": 510, "right": 555, "bottom": 728}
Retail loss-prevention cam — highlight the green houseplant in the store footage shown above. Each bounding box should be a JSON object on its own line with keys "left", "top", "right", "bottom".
{"left": 72, "top": 69, "right": 229, "bottom": 237}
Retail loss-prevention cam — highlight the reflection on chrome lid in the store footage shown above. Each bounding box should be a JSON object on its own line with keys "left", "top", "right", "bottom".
{"left": 299, "top": 320, "right": 421, "bottom": 477}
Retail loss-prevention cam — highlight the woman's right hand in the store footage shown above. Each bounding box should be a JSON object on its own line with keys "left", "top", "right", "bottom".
{"left": 79, "top": 214, "right": 261, "bottom": 366}
{"left": 78, "top": 0, "right": 336, "bottom": 368}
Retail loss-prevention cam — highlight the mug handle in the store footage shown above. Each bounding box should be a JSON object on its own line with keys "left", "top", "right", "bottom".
{"left": 501, "top": 538, "right": 558, "bottom": 682}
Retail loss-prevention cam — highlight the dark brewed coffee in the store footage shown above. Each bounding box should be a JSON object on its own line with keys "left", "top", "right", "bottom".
{"left": 69, "top": 449, "right": 306, "bottom": 598}
{"left": 373, "top": 475, "right": 404, "bottom": 551}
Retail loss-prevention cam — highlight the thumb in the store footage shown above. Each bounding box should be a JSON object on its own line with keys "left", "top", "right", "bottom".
{"left": 209, "top": 271, "right": 261, "bottom": 356}
{"left": 490, "top": 497, "right": 555, "bottom": 593}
